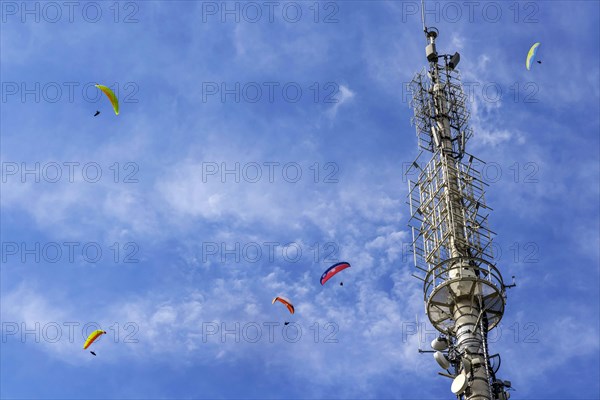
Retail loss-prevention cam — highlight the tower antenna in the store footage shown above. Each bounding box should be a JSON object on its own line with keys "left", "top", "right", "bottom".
{"left": 405, "top": 24, "right": 513, "bottom": 400}
{"left": 420, "top": 0, "right": 426, "bottom": 33}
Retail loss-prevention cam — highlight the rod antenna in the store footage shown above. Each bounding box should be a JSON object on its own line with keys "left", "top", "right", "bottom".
{"left": 421, "top": 0, "right": 427, "bottom": 33}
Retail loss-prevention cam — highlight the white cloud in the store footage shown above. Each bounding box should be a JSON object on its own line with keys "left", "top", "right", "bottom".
{"left": 327, "top": 84, "right": 356, "bottom": 119}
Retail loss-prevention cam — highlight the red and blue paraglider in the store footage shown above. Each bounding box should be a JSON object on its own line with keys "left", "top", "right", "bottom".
{"left": 320, "top": 262, "right": 351, "bottom": 286}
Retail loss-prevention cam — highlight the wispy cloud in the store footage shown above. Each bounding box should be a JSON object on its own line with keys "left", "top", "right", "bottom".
{"left": 327, "top": 84, "right": 355, "bottom": 119}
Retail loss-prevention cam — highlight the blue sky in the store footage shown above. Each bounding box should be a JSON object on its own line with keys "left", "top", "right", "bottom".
{"left": 1, "top": 1, "right": 599, "bottom": 399}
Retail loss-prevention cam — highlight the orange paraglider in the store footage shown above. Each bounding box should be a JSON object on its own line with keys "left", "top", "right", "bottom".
{"left": 272, "top": 296, "right": 294, "bottom": 314}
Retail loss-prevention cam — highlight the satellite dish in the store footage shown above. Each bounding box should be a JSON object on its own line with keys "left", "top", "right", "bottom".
{"left": 451, "top": 373, "right": 468, "bottom": 395}
{"left": 431, "top": 337, "right": 448, "bottom": 351}
{"left": 434, "top": 351, "right": 450, "bottom": 369}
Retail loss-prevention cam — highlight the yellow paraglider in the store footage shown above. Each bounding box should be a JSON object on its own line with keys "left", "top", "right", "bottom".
{"left": 526, "top": 42, "right": 541, "bottom": 70}
{"left": 83, "top": 329, "right": 107, "bottom": 350}
{"left": 272, "top": 296, "right": 295, "bottom": 314}
{"left": 95, "top": 84, "right": 119, "bottom": 115}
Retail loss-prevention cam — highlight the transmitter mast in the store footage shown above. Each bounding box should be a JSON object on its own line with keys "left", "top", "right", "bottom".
{"left": 406, "top": 5, "right": 513, "bottom": 400}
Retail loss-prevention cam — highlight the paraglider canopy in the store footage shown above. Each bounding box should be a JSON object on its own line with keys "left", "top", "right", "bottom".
{"left": 526, "top": 42, "right": 541, "bottom": 70}
{"left": 272, "top": 296, "right": 295, "bottom": 314}
{"left": 320, "top": 262, "right": 351, "bottom": 285}
{"left": 95, "top": 84, "right": 119, "bottom": 115}
{"left": 83, "top": 330, "right": 107, "bottom": 349}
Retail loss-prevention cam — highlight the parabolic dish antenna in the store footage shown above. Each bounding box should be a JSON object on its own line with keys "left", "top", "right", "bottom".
{"left": 451, "top": 373, "right": 468, "bottom": 395}
{"left": 433, "top": 351, "right": 450, "bottom": 369}
{"left": 431, "top": 337, "right": 448, "bottom": 351}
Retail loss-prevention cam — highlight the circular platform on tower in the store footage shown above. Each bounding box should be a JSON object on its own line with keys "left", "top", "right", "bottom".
{"left": 423, "top": 257, "right": 506, "bottom": 332}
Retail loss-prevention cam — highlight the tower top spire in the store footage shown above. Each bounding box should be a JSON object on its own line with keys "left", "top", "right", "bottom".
{"left": 420, "top": 0, "right": 426, "bottom": 34}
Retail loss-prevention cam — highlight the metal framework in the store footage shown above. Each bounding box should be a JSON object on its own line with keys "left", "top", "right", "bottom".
{"left": 406, "top": 26, "right": 513, "bottom": 400}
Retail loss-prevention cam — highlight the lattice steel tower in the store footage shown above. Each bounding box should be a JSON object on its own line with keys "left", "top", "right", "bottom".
{"left": 406, "top": 21, "right": 514, "bottom": 400}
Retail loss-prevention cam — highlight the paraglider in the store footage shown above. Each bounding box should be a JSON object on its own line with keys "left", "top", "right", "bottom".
{"left": 526, "top": 42, "right": 541, "bottom": 70}
{"left": 320, "top": 262, "right": 351, "bottom": 285}
{"left": 272, "top": 296, "right": 294, "bottom": 314}
{"left": 83, "top": 329, "right": 106, "bottom": 355}
{"left": 95, "top": 84, "right": 119, "bottom": 115}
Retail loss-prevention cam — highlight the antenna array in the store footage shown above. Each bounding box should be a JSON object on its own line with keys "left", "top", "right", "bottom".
{"left": 405, "top": 21, "right": 513, "bottom": 400}
{"left": 409, "top": 67, "right": 473, "bottom": 158}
